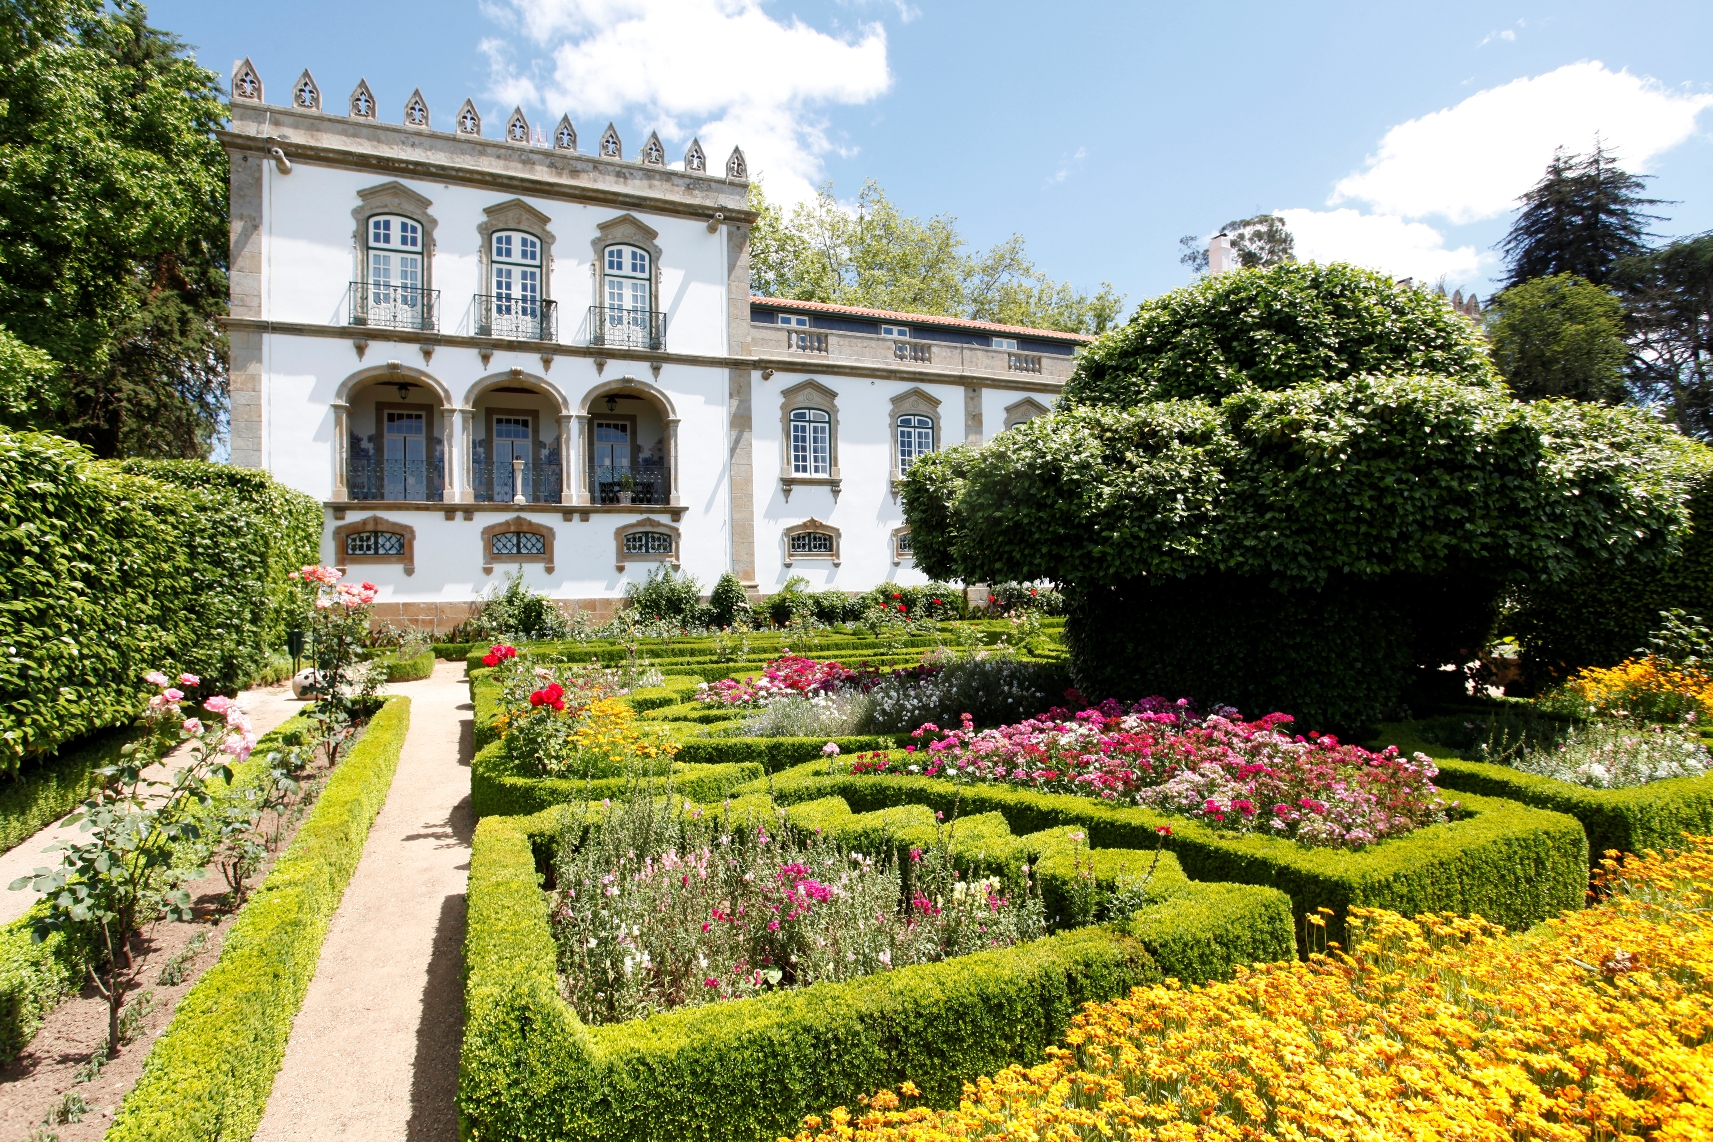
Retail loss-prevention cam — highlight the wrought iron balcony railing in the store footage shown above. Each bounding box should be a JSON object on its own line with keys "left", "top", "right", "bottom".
{"left": 473, "top": 461, "right": 563, "bottom": 504}
{"left": 476, "top": 295, "right": 557, "bottom": 342}
{"left": 348, "top": 282, "right": 441, "bottom": 333}
{"left": 588, "top": 306, "right": 666, "bottom": 352}
{"left": 589, "top": 465, "right": 668, "bottom": 506}
{"left": 348, "top": 457, "right": 445, "bottom": 502}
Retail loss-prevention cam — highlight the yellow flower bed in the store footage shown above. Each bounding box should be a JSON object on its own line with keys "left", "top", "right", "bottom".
{"left": 791, "top": 840, "right": 1713, "bottom": 1142}
{"left": 1562, "top": 656, "right": 1713, "bottom": 723}
{"left": 566, "top": 696, "right": 680, "bottom": 773}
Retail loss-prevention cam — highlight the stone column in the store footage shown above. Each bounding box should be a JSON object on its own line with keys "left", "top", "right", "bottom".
{"left": 571, "top": 413, "right": 591, "bottom": 504}
{"left": 331, "top": 402, "right": 350, "bottom": 500}
{"left": 727, "top": 367, "right": 756, "bottom": 585}
{"left": 457, "top": 408, "right": 475, "bottom": 503}
{"left": 963, "top": 384, "right": 983, "bottom": 445}
{"left": 441, "top": 406, "right": 458, "bottom": 502}
{"left": 557, "top": 413, "right": 576, "bottom": 504}
{"left": 666, "top": 417, "right": 681, "bottom": 506}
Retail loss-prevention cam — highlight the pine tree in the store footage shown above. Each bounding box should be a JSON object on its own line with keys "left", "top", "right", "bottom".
{"left": 1499, "top": 142, "right": 1663, "bottom": 288}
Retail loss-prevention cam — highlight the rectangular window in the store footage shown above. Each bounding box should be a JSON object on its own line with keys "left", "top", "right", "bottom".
{"left": 895, "top": 532, "right": 913, "bottom": 556}
{"left": 789, "top": 531, "right": 835, "bottom": 554}
{"left": 492, "top": 531, "right": 546, "bottom": 556}
{"left": 881, "top": 324, "right": 909, "bottom": 338}
{"left": 897, "top": 415, "right": 934, "bottom": 473}
{"left": 623, "top": 531, "right": 673, "bottom": 554}
{"left": 345, "top": 531, "right": 405, "bottom": 556}
{"left": 777, "top": 314, "right": 808, "bottom": 327}
{"left": 991, "top": 337, "right": 1018, "bottom": 350}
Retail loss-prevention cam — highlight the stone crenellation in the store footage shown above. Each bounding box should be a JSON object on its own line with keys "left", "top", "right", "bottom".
{"left": 230, "top": 57, "right": 739, "bottom": 176}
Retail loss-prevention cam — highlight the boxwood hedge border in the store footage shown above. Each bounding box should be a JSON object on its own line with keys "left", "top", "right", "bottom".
{"left": 105, "top": 696, "right": 412, "bottom": 1141}
{"left": 459, "top": 801, "right": 1293, "bottom": 1142}
{"left": 755, "top": 761, "right": 1589, "bottom": 946}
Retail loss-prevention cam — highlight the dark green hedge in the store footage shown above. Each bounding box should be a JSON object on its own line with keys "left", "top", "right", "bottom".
{"left": 1, "top": 432, "right": 320, "bottom": 768}
{"left": 458, "top": 805, "right": 1293, "bottom": 1142}
{"left": 755, "top": 763, "right": 1588, "bottom": 946}
{"left": 470, "top": 739, "right": 763, "bottom": 818}
{"left": 381, "top": 648, "right": 436, "bottom": 683}
{"left": 1509, "top": 463, "right": 1713, "bottom": 688}
{"left": 671, "top": 733, "right": 910, "bottom": 772}
{"left": 0, "top": 725, "right": 137, "bottom": 857}
{"left": 106, "top": 696, "right": 412, "bottom": 1142}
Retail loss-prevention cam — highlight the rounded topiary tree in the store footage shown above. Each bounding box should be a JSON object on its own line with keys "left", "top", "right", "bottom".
{"left": 903, "top": 264, "right": 1707, "bottom": 731}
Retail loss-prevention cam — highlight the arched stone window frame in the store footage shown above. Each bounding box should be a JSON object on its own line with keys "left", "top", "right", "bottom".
{"left": 614, "top": 517, "right": 682, "bottom": 572}
{"left": 1003, "top": 396, "right": 1049, "bottom": 431}
{"left": 353, "top": 182, "right": 438, "bottom": 294}
{"left": 477, "top": 199, "right": 556, "bottom": 332}
{"left": 890, "top": 524, "right": 914, "bottom": 567}
{"left": 778, "top": 379, "right": 840, "bottom": 502}
{"left": 888, "top": 387, "right": 942, "bottom": 501}
{"left": 782, "top": 518, "right": 841, "bottom": 567}
{"left": 591, "top": 213, "right": 662, "bottom": 317}
{"left": 481, "top": 515, "right": 555, "bottom": 575}
{"left": 334, "top": 514, "right": 416, "bottom": 576}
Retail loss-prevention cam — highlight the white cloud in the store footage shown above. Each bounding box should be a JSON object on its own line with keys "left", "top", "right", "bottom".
{"left": 480, "top": 0, "right": 892, "bottom": 206}
{"left": 1477, "top": 28, "right": 1517, "bottom": 47}
{"left": 1276, "top": 208, "right": 1489, "bottom": 285}
{"left": 1046, "top": 146, "right": 1086, "bottom": 186}
{"left": 1332, "top": 61, "right": 1713, "bottom": 224}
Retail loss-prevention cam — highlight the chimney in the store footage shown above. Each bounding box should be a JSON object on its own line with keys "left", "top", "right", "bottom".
{"left": 1207, "top": 233, "right": 1235, "bottom": 276}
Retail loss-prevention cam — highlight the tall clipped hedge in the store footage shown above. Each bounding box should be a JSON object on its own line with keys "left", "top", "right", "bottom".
{"left": 0, "top": 431, "right": 320, "bottom": 768}
{"left": 902, "top": 265, "right": 1707, "bottom": 731}
{"left": 1508, "top": 460, "right": 1713, "bottom": 687}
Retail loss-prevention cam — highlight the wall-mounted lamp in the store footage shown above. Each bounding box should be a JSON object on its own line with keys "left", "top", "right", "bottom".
{"left": 605, "top": 395, "right": 618, "bottom": 412}
{"left": 395, "top": 381, "right": 412, "bottom": 401}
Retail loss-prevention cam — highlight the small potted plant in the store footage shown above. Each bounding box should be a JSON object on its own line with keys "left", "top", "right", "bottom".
{"left": 618, "top": 471, "right": 635, "bottom": 505}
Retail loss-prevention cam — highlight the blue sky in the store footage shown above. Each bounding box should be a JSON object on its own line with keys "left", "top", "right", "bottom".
{"left": 150, "top": 0, "right": 1713, "bottom": 312}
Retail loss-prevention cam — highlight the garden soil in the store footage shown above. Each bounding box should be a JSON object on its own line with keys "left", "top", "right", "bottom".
{"left": 0, "top": 681, "right": 316, "bottom": 1138}
{"left": 253, "top": 659, "right": 472, "bottom": 1142}
{"left": 0, "top": 681, "right": 309, "bottom": 927}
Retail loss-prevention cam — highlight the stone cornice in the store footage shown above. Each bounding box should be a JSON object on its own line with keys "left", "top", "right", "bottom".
{"left": 221, "top": 317, "right": 1068, "bottom": 394}
{"left": 220, "top": 117, "right": 758, "bottom": 227}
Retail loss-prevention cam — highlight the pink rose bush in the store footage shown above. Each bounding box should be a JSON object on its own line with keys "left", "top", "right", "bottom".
{"left": 694, "top": 655, "right": 941, "bottom": 711}
{"left": 849, "top": 698, "right": 1452, "bottom": 850}
{"left": 142, "top": 671, "right": 257, "bottom": 764}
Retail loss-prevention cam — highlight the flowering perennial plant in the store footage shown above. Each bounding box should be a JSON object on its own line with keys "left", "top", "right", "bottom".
{"left": 490, "top": 651, "right": 678, "bottom": 778}
{"left": 1514, "top": 716, "right": 1711, "bottom": 789}
{"left": 549, "top": 797, "right": 1044, "bottom": 1026}
{"left": 481, "top": 643, "right": 519, "bottom": 668}
{"left": 289, "top": 565, "right": 382, "bottom": 713}
{"left": 694, "top": 656, "right": 867, "bottom": 710}
{"left": 852, "top": 700, "right": 1450, "bottom": 849}
{"left": 788, "top": 838, "right": 1713, "bottom": 1142}
{"left": 1552, "top": 655, "right": 1713, "bottom": 725}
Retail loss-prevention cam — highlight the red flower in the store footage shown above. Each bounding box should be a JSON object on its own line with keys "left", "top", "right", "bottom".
{"left": 482, "top": 653, "right": 498, "bottom": 667}
{"left": 891, "top": 592, "right": 901, "bottom": 599}
{"left": 1155, "top": 825, "right": 1173, "bottom": 836}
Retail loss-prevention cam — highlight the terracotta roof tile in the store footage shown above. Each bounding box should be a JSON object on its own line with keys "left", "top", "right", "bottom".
{"left": 749, "top": 295, "right": 1095, "bottom": 343}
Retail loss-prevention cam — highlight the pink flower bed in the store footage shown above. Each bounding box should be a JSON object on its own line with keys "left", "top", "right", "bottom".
{"left": 848, "top": 698, "right": 1453, "bottom": 849}
{"left": 694, "top": 656, "right": 939, "bottom": 710}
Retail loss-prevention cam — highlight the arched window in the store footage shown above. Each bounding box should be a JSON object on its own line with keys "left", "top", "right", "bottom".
{"left": 491, "top": 230, "right": 541, "bottom": 321}
{"left": 490, "top": 531, "right": 546, "bottom": 557}
{"left": 366, "top": 214, "right": 424, "bottom": 323}
{"left": 622, "top": 531, "right": 673, "bottom": 555}
{"left": 897, "top": 414, "right": 934, "bottom": 473}
{"left": 789, "top": 408, "right": 830, "bottom": 476}
{"left": 603, "top": 244, "right": 651, "bottom": 314}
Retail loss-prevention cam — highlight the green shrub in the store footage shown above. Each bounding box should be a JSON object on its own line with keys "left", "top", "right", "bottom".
{"left": 432, "top": 642, "right": 473, "bottom": 661}
{"left": 458, "top": 805, "right": 1293, "bottom": 1142}
{"left": 469, "top": 738, "right": 762, "bottom": 817}
{"left": 624, "top": 565, "right": 705, "bottom": 625}
{"left": 0, "top": 432, "right": 318, "bottom": 768}
{"left": 707, "top": 572, "right": 752, "bottom": 628}
{"left": 106, "top": 696, "right": 412, "bottom": 1142}
{"left": 0, "top": 726, "right": 135, "bottom": 857}
{"left": 756, "top": 763, "right": 1588, "bottom": 947}
{"left": 381, "top": 648, "right": 435, "bottom": 683}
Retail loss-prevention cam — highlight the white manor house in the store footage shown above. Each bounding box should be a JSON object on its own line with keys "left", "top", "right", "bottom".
{"left": 222, "top": 61, "right": 1088, "bottom": 628}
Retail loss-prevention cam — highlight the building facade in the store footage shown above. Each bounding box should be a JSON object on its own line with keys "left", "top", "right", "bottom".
{"left": 223, "top": 61, "right": 1087, "bottom": 628}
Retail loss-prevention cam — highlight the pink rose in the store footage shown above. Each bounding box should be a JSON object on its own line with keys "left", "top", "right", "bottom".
{"left": 202, "top": 695, "right": 232, "bottom": 714}
{"left": 182, "top": 718, "right": 203, "bottom": 736}
{"left": 178, "top": 673, "right": 200, "bottom": 687}
{"left": 163, "top": 688, "right": 184, "bottom": 703}
{"left": 144, "top": 671, "right": 170, "bottom": 687}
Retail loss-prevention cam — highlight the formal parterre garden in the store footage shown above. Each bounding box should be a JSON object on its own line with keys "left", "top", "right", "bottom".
{"left": 8, "top": 263, "right": 1713, "bottom": 1137}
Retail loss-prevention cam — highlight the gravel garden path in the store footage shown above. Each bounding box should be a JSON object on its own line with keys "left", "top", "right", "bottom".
{"left": 253, "top": 659, "right": 473, "bottom": 1142}
{"left": 0, "top": 681, "right": 308, "bottom": 928}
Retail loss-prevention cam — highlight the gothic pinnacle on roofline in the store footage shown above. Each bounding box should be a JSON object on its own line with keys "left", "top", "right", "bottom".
{"left": 226, "top": 57, "right": 746, "bottom": 179}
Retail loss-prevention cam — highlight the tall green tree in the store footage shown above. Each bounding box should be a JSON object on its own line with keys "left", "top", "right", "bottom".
{"left": 1499, "top": 143, "right": 1662, "bottom": 289}
{"left": 1613, "top": 232, "right": 1713, "bottom": 440}
{"left": 0, "top": 0, "right": 228, "bottom": 458}
{"left": 1486, "top": 273, "right": 1628, "bottom": 403}
{"left": 748, "top": 180, "right": 1124, "bottom": 336}
{"left": 1178, "top": 213, "right": 1296, "bottom": 274}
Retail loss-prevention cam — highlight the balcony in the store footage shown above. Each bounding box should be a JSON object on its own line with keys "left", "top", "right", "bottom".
{"left": 348, "top": 282, "right": 440, "bottom": 333}
{"left": 750, "top": 323, "right": 1078, "bottom": 382}
{"left": 472, "top": 460, "right": 563, "bottom": 505}
{"left": 476, "top": 294, "right": 557, "bottom": 342}
{"left": 348, "top": 457, "right": 445, "bottom": 502}
{"left": 589, "top": 465, "right": 668, "bottom": 506}
{"left": 588, "top": 305, "right": 665, "bottom": 352}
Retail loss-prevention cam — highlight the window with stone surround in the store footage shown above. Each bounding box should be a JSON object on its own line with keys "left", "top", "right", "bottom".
{"left": 481, "top": 516, "right": 554, "bottom": 574}
{"left": 782, "top": 518, "right": 840, "bottom": 566}
{"left": 778, "top": 379, "right": 841, "bottom": 500}
{"left": 614, "top": 517, "right": 680, "bottom": 571}
{"left": 333, "top": 514, "right": 416, "bottom": 575}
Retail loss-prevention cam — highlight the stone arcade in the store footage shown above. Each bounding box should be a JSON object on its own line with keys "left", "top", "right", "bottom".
{"left": 223, "top": 60, "right": 1090, "bottom": 628}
